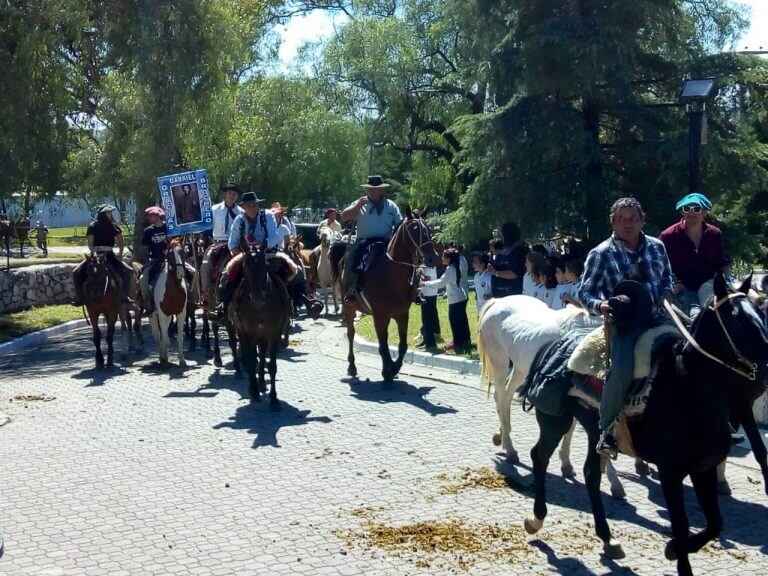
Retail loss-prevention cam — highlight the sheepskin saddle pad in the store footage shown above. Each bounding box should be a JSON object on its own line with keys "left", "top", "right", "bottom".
{"left": 566, "top": 324, "right": 680, "bottom": 418}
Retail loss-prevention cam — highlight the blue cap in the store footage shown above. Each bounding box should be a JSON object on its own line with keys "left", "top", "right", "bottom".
{"left": 675, "top": 193, "right": 712, "bottom": 211}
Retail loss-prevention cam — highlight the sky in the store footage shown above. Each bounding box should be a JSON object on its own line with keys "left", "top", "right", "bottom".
{"left": 276, "top": 1, "right": 768, "bottom": 65}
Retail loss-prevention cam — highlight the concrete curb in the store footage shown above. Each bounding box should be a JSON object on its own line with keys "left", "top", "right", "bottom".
{"left": 353, "top": 334, "right": 481, "bottom": 376}
{"left": 0, "top": 318, "right": 90, "bottom": 355}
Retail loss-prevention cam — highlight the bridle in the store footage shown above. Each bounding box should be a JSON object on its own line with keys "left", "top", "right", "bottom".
{"left": 665, "top": 292, "right": 758, "bottom": 381}
{"left": 387, "top": 217, "right": 434, "bottom": 269}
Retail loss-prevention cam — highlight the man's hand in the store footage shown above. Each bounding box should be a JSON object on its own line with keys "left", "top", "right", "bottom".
{"left": 599, "top": 300, "right": 612, "bottom": 314}
{"left": 488, "top": 263, "right": 496, "bottom": 276}
{"left": 356, "top": 196, "right": 368, "bottom": 209}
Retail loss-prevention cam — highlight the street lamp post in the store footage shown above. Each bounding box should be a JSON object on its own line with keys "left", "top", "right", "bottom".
{"left": 680, "top": 78, "right": 718, "bottom": 194}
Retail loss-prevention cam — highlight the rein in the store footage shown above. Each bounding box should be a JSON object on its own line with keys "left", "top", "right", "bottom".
{"left": 386, "top": 218, "right": 433, "bottom": 274}
{"left": 665, "top": 293, "right": 758, "bottom": 381}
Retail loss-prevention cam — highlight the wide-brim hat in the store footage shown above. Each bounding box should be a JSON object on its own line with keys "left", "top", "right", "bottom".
{"left": 95, "top": 203, "right": 117, "bottom": 214}
{"left": 361, "top": 175, "right": 390, "bottom": 188}
{"left": 145, "top": 206, "right": 166, "bottom": 218}
{"left": 610, "top": 280, "right": 653, "bottom": 325}
{"left": 240, "top": 191, "right": 265, "bottom": 205}
{"left": 221, "top": 182, "right": 241, "bottom": 193}
{"left": 675, "top": 192, "right": 712, "bottom": 211}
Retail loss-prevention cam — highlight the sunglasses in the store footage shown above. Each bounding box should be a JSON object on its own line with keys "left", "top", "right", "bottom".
{"left": 681, "top": 205, "right": 703, "bottom": 213}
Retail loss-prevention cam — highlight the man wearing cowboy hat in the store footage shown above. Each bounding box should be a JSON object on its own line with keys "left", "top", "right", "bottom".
{"left": 340, "top": 175, "right": 403, "bottom": 304}
{"left": 71, "top": 204, "right": 134, "bottom": 306}
{"left": 318, "top": 207, "right": 341, "bottom": 237}
{"left": 212, "top": 191, "right": 282, "bottom": 318}
{"left": 659, "top": 192, "right": 728, "bottom": 317}
{"left": 199, "top": 182, "right": 244, "bottom": 307}
{"left": 138, "top": 206, "right": 168, "bottom": 315}
{"left": 578, "top": 197, "right": 674, "bottom": 459}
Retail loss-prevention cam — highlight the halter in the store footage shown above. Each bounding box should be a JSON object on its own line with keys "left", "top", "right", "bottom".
{"left": 665, "top": 292, "right": 758, "bottom": 381}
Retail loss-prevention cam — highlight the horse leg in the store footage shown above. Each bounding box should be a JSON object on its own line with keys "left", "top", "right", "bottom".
{"left": 213, "top": 320, "right": 223, "bottom": 367}
{"left": 246, "top": 337, "right": 259, "bottom": 401}
{"left": 497, "top": 367, "right": 524, "bottom": 462}
{"left": 202, "top": 314, "right": 211, "bottom": 357}
{"left": 91, "top": 312, "right": 104, "bottom": 368}
{"left": 105, "top": 313, "right": 116, "bottom": 367}
{"left": 344, "top": 306, "right": 357, "bottom": 377}
{"left": 737, "top": 402, "right": 768, "bottom": 496}
{"left": 268, "top": 339, "right": 280, "bottom": 410}
{"left": 525, "top": 409, "right": 573, "bottom": 535}
{"left": 373, "top": 314, "right": 394, "bottom": 382}
{"left": 391, "top": 311, "right": 409, "bottom": 377}
{"left": 558, "top": 419, "right": 577, "bottom": 479}
{"left": 573, "top": 403, "right": 624, "bottom": 558}
{"left": 635, "top": 458, "right": 652, "bottom": 477}
{"left": 257, "top": 339, "right": 267, "bottom": 394}
{"left": 119, "top": 306, "right": 130, "bottom": 361}
{"left": 684, "top": 467, "right": 723, "bottom": 554}
{"left": 227, "top": 322, "right": 240, "bottom": 376}
{"left": 716, "top": 460, "right": 731, "bottom": 496}
{"left": 176, "top": 314, "right": 186, "bottom": 367}
{"left": 658, "top": 468, "right": 693, "bottom": 576}
{"left": 188, "top": 310, "right": 197, "bottom": 352}
{"left": 604, "top": 457, "right": 626, "bottom": 500}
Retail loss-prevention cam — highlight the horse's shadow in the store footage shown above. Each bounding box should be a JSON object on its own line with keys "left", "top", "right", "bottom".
{"left": 212, "top": 400, "right": 333, "bottom": 448}
{"left": 343, "top": 377, "right": 457, "bottom": 416}
{"left": 530, "top": 539, "right": 641, "bottom": 576}
{"left": 278, "top": 348, "right": 309, "bottom": 363}
{"left": 138, "top": 361, "right": 201, "bottom": 379}
{"left": 199, "top": 368, "right": 247, "bottom": 400}
{"left": 71, "top": 365, "right": 131, "bottom": 386}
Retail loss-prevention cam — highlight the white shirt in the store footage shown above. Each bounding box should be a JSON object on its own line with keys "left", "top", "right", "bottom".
{"left": 422, "top": 265, "right": 468, "bottom": 305}
{"left": 419, "top": 266, "right": 439, "bottom": 297}
{"left": 474, "top": 270, "right": 493, "bottom": 312}
{"left": 318, "top": 219, "right": 342, "bottom": 236}
{"left": 227, "top": 210, "right": 278, "bottom": 251}
{"left": 275, "top": 221, "right": 292, "bottom": 250}
{"left": 552, "top": 281, "right": 579, "bottom": 310}
{"left": 211, "top": 201, "right": 244, "bottom": 241}
{"left": 522, "top": 272, "right": 535, "bottom": 296}
{"left": 532, "top": 282, "right": 555, "bottom": 308}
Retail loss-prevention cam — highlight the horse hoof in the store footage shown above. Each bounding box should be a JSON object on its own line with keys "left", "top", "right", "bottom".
{"left": 506, "top": 450, "right": 520, "bottom": 465}
{"left": 347, "top": 366, "right": 357, "bottom": 377}
{"left": 717, "top": 481, "right": 732, "bottom": 496}
{"left": 561, "top": 463, "right": 576, "bottom": 479}
{"left": 492, "top": 433, "right": 502, "bottom": 447}
{"left": 213, "top": 357, "right": 223, "bottom": 368}
{"left": 524, "top": 516, "right": 543, "bottom": 535}
{"left": 603, "top": 540, "right": 626, "bottom": 560}
{"left": 610, "top": 484, "right": 627, "bottom": 500}
{"left": 635, "top": 460, "right": 651, "bottom": 476}
{"left": 664, "top": 540, "right": 677, "bottom": 561}
{"left": 259, "top": 383, "right": 267, "bottom": 394}
{"left": 179, "top": 361, "right": 187, "bottom": 368}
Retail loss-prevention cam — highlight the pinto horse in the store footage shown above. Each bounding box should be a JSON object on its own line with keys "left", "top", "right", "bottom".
{"left": 524, "top": 273, "right": 768, "bottom": 575}
{"left": 149, "top": 239, "right": 189, "bottom": 367}
{"left": 332, "top": 206, "right": 440, "bottom": 382}
{"left": 81, "top": 252, "right": 139, "bottom": 367}
{"left": 229, "top": 246, "right": 292, "bottom": 406}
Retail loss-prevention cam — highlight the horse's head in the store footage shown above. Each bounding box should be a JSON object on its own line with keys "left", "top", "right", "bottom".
{"left": 166, "top": 239, "right": 186, "bottom": 280}
{"left": 243, "top": 245, "right": 269, "bottom": 304}
{"left": 84, "top": 252, "right": 111, "bottom": 302}
{"left": 396, "top": 205, "right": 440, "bottom": 267}
{"left": 691, "top": 272, "right": 768, "bottom": 384}
{"left": 320, "top": 229, "right": 332, "bottom": 247}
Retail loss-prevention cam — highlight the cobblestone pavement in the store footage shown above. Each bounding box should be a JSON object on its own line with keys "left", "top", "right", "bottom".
{"left": 0, "top": 316, "right": 766, "bottom": 576}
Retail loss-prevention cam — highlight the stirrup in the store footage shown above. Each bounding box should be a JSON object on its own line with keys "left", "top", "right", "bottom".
{"left": 596, "top": 432, "right": 618, "bottom": 460}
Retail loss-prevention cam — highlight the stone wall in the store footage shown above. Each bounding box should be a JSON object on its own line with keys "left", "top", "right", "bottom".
{"left": 0, "top": 263, "right": 77, "bottom": 314}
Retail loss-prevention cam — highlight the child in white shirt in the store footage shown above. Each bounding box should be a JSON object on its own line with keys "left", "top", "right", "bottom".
{"left": 552, "top": 259, "right": 579, "bottom": 310}
{"left": 472, "top": 253, "right": 493, "bottom": 313}
{"left": 522, "top": 252, "right": 546, "bottom": 297}
{"left": 531, "top": 258, "right": 556, "bottom": 308}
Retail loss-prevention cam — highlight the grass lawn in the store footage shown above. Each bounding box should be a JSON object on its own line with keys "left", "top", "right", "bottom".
{"left": 6, "top": 255, "right": 81, "bottom": 269}
{"left": 356, "top": 292, "right": 481, "bottom": 360}
{"left": 0, "top": 304, "right": 83, "bottom": 343}
{"left": 46, "top": 225, "right": 133, "bottom": 247}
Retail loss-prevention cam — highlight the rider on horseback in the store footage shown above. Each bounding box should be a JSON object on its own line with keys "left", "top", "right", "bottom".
{"left": 71, "top": 204, "right": 135, "bottom": 306}
{"left": 341, "top": 175, "right": 421, "bottom": 305}
{"left": 577, "top": 198, "right": 673, "bottom": 459}
{"left": 138, "top": 206, "right": 168, "bottom": 315}
{"left": 198, "top": 182, "right": 244, "bottom": 307}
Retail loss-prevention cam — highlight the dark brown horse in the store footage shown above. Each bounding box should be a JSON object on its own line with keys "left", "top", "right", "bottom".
{"left": 229, "top": 246, "right": 292, "bottom": 406}
{"left": 200, "top": 244, "right": 239, "bottom": 370}
{"left": 1, "top": 217, "right": 30, "bottom": 264}
{"left": 332, "top": 206, "right": 440, "bottom": 382}
{"left": 81, "top": 252, "right": 139, "bottom": 367}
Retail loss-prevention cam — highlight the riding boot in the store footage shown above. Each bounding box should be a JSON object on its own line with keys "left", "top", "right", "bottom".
{"left": 211, "top": 278, "right": 234, "bottom": 321}
{"left": 596, "top": 428, "right": 619, "bottom": 460}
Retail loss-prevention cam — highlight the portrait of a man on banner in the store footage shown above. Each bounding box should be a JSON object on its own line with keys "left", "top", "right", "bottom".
{"left": 157, "top": 169, "right": 213, "bottom": 236}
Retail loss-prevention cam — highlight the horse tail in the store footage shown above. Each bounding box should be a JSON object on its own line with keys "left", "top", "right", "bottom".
{"left": 477, "top": 298, "right": 499, "bottom": 398}
{"left": 329, "top": 242, "right": 346, "bottom": 282}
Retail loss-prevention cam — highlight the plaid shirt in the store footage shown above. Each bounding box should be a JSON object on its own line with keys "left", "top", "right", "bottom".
{"left": 577, "top": 232, "right": 673, "bottom": 314}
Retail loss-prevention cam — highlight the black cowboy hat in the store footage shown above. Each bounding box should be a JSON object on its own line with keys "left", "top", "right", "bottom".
{"left": 361, "top": 175, "right": 390, "bottom": 188}
{"left": 239, "top": 191, "right": 265, "bottom": 205}
{"left": 221, "top": 182, "right": 242, "bottom": 193}
{"left": 609, "top": 280, "right": 653, "bottom": 328}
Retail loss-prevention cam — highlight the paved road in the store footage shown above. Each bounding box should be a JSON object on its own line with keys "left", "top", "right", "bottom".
{"left": 0, "top": 317, "right": 766, "bottom": 576}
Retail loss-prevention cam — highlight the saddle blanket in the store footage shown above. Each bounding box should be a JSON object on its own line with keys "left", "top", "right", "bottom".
{"left": 356, "top": 239, "right": 388, "bottom": 274}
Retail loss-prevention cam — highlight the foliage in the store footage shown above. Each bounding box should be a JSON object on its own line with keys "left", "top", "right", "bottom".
{"left": 0, "top": 304, "right": 82, "bottom": 343}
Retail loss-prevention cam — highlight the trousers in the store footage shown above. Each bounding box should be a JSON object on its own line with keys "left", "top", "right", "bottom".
{"left": 599, "top": 325, "right": 643, "bottom": 431}
{"left": 420, "top": 296, "right": 440, "bottom": 346}
{"left": 448, "top": 299, "right": 471, "bottom": 347}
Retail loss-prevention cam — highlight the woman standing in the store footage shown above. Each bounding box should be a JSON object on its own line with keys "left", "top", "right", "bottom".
{"left": 488, "top": 222, "right": 528, "bottom": 298}
{"left": 421, "top": 248, "right": 471, "bottom": 351}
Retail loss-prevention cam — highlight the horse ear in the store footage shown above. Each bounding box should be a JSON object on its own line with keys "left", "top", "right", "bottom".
{"left": 405, "top": 205, "right": 413, "bottom": 220}
{"left": 714, "top": 271, "right": 729, "bottom": 299}
{"left": 421, "top": 206, "right": 430, "bottom": 218}
{"left": 737, "top": 272, "right": 753, "bottom": 295}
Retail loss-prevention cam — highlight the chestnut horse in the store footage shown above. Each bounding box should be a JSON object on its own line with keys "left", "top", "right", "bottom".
{"left": 149, "top": 239, "right": 189, "bottom": 367}
{"left": 332, "top": 206, "right": 439, "bottom": 381}
{"left": 81, "top": 252, "right": 139, "bottom": 367}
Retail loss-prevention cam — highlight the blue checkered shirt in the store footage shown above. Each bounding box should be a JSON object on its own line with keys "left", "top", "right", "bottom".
{"left": 577, "top": 233, "right": 673, "bottom": 315}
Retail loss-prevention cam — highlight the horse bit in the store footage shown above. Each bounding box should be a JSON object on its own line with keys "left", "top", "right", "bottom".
{"left": 665, "top": 292, "right": 758, "bottom": 381}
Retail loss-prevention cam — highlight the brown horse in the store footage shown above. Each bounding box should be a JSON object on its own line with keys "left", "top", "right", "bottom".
{"left": 1, "top": 217, "right": 30, "bottom": 262}
{"left": 333, "top": 206, "right": 439, "bottom": 382}
{"left": 229, "top": 246, "right": 292, "bottom": 406}
{"left": 149, "top": 239, "right": 189, "bottom": 367}
{"left": 200, "top": 244, "right": 239, "bottom": 371}
{"left": 81, "top": 252, "right": 139, "bottom": 367}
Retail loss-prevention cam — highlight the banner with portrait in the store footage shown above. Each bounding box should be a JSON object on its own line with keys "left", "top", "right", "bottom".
{"left": 156, "top": 169, "right": 213, "bottom": 237}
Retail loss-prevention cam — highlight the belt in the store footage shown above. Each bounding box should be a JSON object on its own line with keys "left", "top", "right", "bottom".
{"left": 93, "top": 246, "right": 115, "bottom": 252}
{"left": 212, "top": 238, "right": 229, "bottom": 243}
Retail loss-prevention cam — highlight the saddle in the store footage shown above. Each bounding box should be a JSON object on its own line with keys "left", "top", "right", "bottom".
{"left": 355, "top": 239, "right": 388, "bottom": 274}
{"left": 210, "top": 243, "right": 231, "bottom": 281}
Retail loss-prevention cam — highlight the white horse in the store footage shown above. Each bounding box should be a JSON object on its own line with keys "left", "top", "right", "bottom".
{"left": 477, "top": 295, "right": 633, "bottom": 498}
{"left": 149, "top": 241, "right": 188, "bottom": 367}
{"left": 315, "top": 227, "right": 341, "bottom": 316}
